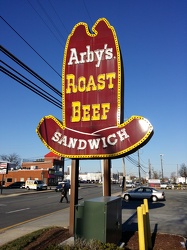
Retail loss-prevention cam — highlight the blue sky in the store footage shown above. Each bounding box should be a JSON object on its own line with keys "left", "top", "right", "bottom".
{"left": 1, "top": 0, "right": 187, "bottom": 178}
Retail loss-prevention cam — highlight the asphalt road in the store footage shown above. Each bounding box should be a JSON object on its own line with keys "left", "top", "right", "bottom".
{"left": 0, "top": 184, "right": 120, "bottom": 229}
{"left": 0, "top": 186, "right": 187, "bottom": 237}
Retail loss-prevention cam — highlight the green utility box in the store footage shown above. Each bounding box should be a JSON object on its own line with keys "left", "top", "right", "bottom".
{"left": 74, "top": 196, "right": 122, "bottom": 244}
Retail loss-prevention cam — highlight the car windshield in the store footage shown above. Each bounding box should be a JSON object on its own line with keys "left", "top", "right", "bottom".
{"left": 37, "top": 181, "right": 43, "bottom": 184}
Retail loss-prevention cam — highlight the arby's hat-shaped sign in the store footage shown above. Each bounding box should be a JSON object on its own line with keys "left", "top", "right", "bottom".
{"left": 36, "top": 18, "right": 153, "bottom": 159}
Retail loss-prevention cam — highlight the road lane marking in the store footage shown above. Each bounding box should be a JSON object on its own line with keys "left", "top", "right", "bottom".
{"left": 6, "top": 208, "right": 30, "bottom": 214}
{"left": 0, "top": 208, "right": 68, "bottom": 233}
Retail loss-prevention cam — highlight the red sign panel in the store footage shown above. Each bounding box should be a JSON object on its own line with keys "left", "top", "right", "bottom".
{"left": 36, "top": 18, "right": 153, "bottom": 158}
{"left": 63, "top": 18, "right": 121, "bottom": 132}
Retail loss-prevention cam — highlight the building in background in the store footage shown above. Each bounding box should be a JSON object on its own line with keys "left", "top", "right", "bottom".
{"left": 2, "top": 152, "right": 64, "bottom": 187}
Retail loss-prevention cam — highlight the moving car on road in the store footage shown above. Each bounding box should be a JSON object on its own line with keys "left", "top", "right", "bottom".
{"left": 121, "top": 186, "right": 166, "bottom": 202}
{"left": 55, "top": 181, "right": 71, "bottom": 192}
{"left": 160, "top": 182, "right": 173, "bottom": 189}
{"left": 119, "top": 181, "right": 135, "bottom": 188}
{"left": 126, "top": 182, "right": 136, "bottom": 188}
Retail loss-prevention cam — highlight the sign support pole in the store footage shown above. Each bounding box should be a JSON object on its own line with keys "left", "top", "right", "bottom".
{"left": 103, "top": 159, "right": 111, "bottom": 196}
{"left": 69, "top": 159, "right": 79, "bottom": 235}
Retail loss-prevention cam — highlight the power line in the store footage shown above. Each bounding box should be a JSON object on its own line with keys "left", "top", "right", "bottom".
{"left": 83, "top": 0, "right": 94, "bottom": 27}
{"left": 1, "top": 65, "right": 62, "bottom": 109}
{"left": 1, "top": 45, "right": 62, "bottom": 108}
{"left": 126, "top": 155, "right": 138, "bottom": 166}
{"left": 37, "top": 0, "right": 67, "bottom": 43}
{"left": 126, "top": 154, "right": 148, "bottom": 175}
{"left": 1, "top": 60, "right": 61, "bottom": 107}
{"left": 1, "top": 16, "right": 62, "bottom": 78}
{"left": 140, "top": 166, "right": 147, "bottom": 174}
{"left": 1, "top": 45, "right": 61, "bottom": 97}
{"left": 48, "top": 0, "right": 69, "bottom": 34}
{"left": 127, "top": 154, "right": 148, "bottom": 169}
{"left": 27, "top": 0, "right": 65, "bottom": 49}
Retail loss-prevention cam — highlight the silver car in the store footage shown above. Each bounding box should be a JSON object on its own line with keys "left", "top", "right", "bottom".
{"left": 121, "top": 186, "right": 166, "bottom": 202}
{"left": 126, "top": 182, "right": 136, "bottom": 188}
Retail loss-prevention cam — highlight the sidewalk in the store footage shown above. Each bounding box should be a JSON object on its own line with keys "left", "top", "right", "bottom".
{"left": 0, "top": 208, "right": 70, "bottom": 246}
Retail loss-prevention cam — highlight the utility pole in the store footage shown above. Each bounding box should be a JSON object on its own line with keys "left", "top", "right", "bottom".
{"left": 160, "top": 154, "right": 164, "bottom": 180}
{"left": 138, "top": 150, "right": 141, "bottom": 182}
{"left": 122, "top": 157, "right": 126, "bottom": 191}
{"left": 148, "top": 159, "right": 151, "bottom": 179}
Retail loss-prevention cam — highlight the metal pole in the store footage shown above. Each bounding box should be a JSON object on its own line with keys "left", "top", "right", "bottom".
{"left": 160, "top": 154, "right": 164, "bottom": 180}
{"left": 122, "top": 157, "right": 126, "bottom": 191}
{"left": 148, "top": 159, "right": 151, "bottom": 179}
{"left": 138, "top": 150, "right": 141, "bottom": 182}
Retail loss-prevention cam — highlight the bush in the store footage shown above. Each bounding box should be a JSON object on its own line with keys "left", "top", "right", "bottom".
{"left": 46, "top": 238, "right": 122, "bottom": 250}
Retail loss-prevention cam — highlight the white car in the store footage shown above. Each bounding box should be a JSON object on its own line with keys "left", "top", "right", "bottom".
{"left": 119, "top": 182, "right": 135, "bottom": 188}
{"left": 160, "top": 183, "right": 173, "bottom": 189}
{"left": 126, "top": 182, "right": 135, "bottom": 188}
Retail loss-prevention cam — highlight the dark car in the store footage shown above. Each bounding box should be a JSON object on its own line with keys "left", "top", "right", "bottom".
{"left": 121, "top": 186, "right": 166, "bottom": 202}
{"left": 7, "top": 182, "right": 25, "bottom": 189}
{"left": 55, "top": 182, "right": 70, "bottom": 192}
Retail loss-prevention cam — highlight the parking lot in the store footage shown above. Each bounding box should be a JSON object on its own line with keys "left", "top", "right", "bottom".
{"left": 121, "top": 189, "right": 187, "bottom": 238}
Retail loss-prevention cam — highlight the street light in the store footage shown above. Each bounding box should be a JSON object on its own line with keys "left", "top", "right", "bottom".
{"left": 160, "top": 154, "right": 164, "bottom": 180}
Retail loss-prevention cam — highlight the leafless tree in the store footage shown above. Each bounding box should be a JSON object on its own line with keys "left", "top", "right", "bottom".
{"left": 0, "top": 153, "right": 21, "bottom": 167}
{"left": 178, "top": 163, "right": 187, "bottom": 183}
{"left": 152, "top": 170, "right": 160, "bottom": 179}
{"left": 170, "top": 172, "right": 176, "bottom": 183}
